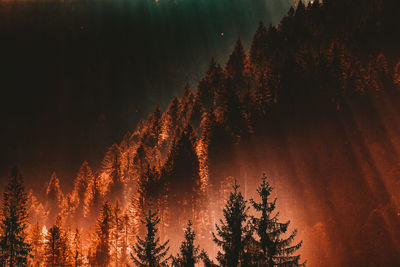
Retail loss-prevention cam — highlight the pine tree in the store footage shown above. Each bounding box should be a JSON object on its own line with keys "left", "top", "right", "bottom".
{"left": 29, "top": 222, "right": 44, "bottom": 267}
{"left": 131, "top": 209, "right": 170, "bottom": 267}
{"left": 93, "top": 202, "right": 113, "bottom": 267}
{"left": 202, "top": 111, "right": 234, "bottom": 187}
{"left": 250, "top": 175, "right": 304, "bottom": 266}
{"left": 249, "top": 21, "right": 268, "bottom": 71}
{"left": 44, "top": 216, "right": 72, "bottom": 267}
{"left": 221, "top": 86, "right": 247, "bottom": 140}
{"left": 71, "top": 228, "right": 83, "bottom": 267}
{"left": 212, "top": 180, "right": 252, "bottom": 266}
{"left": 0, "top": 167, "right": 31, "bottom": 266}
{"left": 163, "top": 125, "right": 200, "bottom": 197}
{"left": 162, "top": 125, "right": 201, "bottom": 232}
{"left": 172, "top": 221, "right": 200, "bottom": 267}
{"left": 197, "top": 58, "right": 218, "bottom": 110}
{"left": 226, "top": 39, "right": 246, "bottom": 81}
{"left": 136, "top": 166, "right": 161, "bottom": 224}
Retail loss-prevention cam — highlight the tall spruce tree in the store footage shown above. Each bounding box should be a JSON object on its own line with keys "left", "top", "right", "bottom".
{"left": 93, "top": 201, "right": 113, "bottom": 267}
{"left": 250, "top": 175, "right": 304, "bottom": 266}
{"left": 172, "top": 220, "right": 200, "bottom": 267}
{"left": 212, "top": 180, "right": 252, "bottom": 266}
{"left": 0, "top": 167, "right": 31, "bottom": 266}
{"left": 131, "top": 209, "right": 170, "bottom": 267}
{"left": 249, "top": 21, "right": 268, "bottom": 72}
{"left": 44, "top": 216, "right": 72, "bottom": 267}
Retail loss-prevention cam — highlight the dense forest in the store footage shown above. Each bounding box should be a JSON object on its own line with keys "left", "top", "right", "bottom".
{"left": 2, "top": 0, "right": 400, "bottom": 266}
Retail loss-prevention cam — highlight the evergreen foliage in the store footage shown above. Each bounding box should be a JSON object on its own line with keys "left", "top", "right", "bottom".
{"left": 212, "top": 181, "right": 252, "bottom": 266}
{"left": 251, "top": 175, "right": 304, "bottom": 266}
{"left": 131, "top": 209, "right": 170, "bottom": 267}
{"left": 172, "top": 221, "right": 200, "bottom": 267}
{"left": 0, "top": 167, "right": 31, "bottom": 266}
{"left": 92, "top": 202, "right": 113, "bottom": 267}
{"left": 44, "top": 216, "right": 72, "bottom": 267}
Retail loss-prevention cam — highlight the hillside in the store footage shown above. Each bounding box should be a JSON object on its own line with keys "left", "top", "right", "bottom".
{"left": 22, "top": 0, "right": 400, "bottom": 266}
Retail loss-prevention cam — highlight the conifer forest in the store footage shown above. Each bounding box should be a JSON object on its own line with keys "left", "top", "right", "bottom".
{"left": 1, "top": 0, "right": 400, "bottom": 266}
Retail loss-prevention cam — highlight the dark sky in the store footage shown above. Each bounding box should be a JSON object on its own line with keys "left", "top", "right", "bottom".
{"left": 0, "top": 0, "right": 291, "bottom": 191}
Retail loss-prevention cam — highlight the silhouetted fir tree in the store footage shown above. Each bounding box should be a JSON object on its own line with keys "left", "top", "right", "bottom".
{"left": 202, "top": 111, "right": 234, "bottom": 187}
{"left": 159, "top": 125, "right": 201, "bottom": 236}
{"left": 44, "top": 216, "right": 72, "bottom": 267}
{"left": 295, "top": 1, "right": 306, "bottom": 18}
{"left": 71, "top": 228, "right": 83, "bottom": 267}
{"left": 0, "top": 167, "right": 31, "bottom": 266}
{"left": 226, "top": 39, "right": 247, "bottom": 94}
{"left": 172, "top": 221, "right": 200, "bottom": 267}
{"left": 250, "top": 175, "right": 304, "bottom": 267}
{"left": 212, "top": 181, "right": 252, "bottom": 266}
{"left": 136, "top": 166, "right": 162, "bottom": 223}
{"left": 221, "top": 85, "right": 247, "bottom": 139}
{"left": 29, "top": 222, "right": 44, "bottom": 267}
{"left": 131, "top": 209, "right": 170, "bottom": 267}
{"left": 249, "top": 21, "right": 268, "bottom": 72}
{"left": 93, "top": 201, "right": 113, "bottom": 267}
{"left": 163, "top": 125, "right": 200, "bottom": 195}
{"left": 197, "top": 58, "right": 218, "bottom": 110}
{"left": 205, "top": 58, "right": 226, "bottom": 109}
{"left": 226, "top": 39, "right": 246, "bottom": 79}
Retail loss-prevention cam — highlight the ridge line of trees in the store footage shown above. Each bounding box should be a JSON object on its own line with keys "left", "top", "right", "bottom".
{"left": 0, "top": 167, "right": 304, "bottom": 266}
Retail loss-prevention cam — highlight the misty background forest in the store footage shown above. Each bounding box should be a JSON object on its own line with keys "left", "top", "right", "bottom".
{"left": 1, "top": 0, "right": 400, "bottom": 266}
